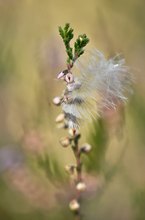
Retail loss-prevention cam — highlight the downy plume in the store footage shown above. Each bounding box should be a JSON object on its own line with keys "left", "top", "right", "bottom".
{"left": 61, "top": 49, "right": 132, "bottom": 128}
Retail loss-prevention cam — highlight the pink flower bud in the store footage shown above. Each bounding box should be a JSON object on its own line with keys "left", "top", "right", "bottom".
{"left": 65, "top": 73, "right": 74, "bottom": 83}
{"left": 55, "top": 113, "right": 65, "bottom": 123}
{"left": 80, "top": 143, "right": 92, "bottom": 153}
{"left": 57, "top": 71, "right": 65, "bottom": 79}
{"left": 76, "top": 182, "right": 86, "bottom": 191}
{"left": 69, "top": 199, "right": 80, "bottom": 211}
{"left": 65, "top": 165, "right": 76, "bottom": 174}
{"left": 53, "top": 97, "right": 61, "bottom": 106}
{"left": 59, "top": 137, "right": 70, "bottom": 147}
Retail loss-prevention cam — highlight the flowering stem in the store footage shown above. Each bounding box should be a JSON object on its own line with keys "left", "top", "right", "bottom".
{"left": 55, "top": 23, "right": 90, "bottom": 220}
{"left": 71, "top": 131, "right": 83, "bottom": 220}
{"left": 73, "top": 140, "right": 82, "bottom": 183}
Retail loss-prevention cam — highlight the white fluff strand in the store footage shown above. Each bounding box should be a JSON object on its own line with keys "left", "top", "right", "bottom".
{"left": 61, "top": 49, "right": 132, "bottom": 128}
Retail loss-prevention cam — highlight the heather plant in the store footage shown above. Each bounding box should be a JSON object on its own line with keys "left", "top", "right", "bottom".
{"left": 53, "top": 23, "right": 132, "bottom": 220}
{"left": 0, "top": 1, "right": 145, "bottom": 219}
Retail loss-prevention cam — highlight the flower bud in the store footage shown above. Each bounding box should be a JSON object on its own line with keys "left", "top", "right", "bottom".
{"left": 55, "top": 113, "right": 65, "bottom": 123}
{"left": 56, "top": 123, "right": 65, "bottom": 129}
{"left": 53, "top": 97, "right": 61, "bottom": 106}
{"left": 69, "top": 199, "right": 80, "bottom": 211}
{"left": 57, "top": 71, "right": 65, "bottom": 79}
{"left": 57, "top": 69, "right": 68, "bottom": 79}
{"left": 63, "top": 95, "right": 72, "bottom": 104}
{"left": 65, "top": 73, "right": 74, "bottom": 83}
{"left": 56, "top": 122, "right": 68, "bottom": 129}
{"left": 65, "top": 165, "right": 75, "bottom": 174}
{"left": 59, "top": 137, "right": 70, "bottom": 147}
{"left": 76, "top": 182, "right": 86, "bottom": 192}
{"left": 68, "top": 128, "right": 76, "bottom": 136}
{"left": 69, "top": 128, "right": 80, "bottom": 138}
{"left": 80, "top": 143, "right": 92, "bottom": 153}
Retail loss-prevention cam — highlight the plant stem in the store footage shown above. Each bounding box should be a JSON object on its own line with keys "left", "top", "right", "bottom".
{"left": 71, "top": 132, "right": 83, "bottom": 220}
{"left": 75, "top": 146, "right": 82, "bottom": 184}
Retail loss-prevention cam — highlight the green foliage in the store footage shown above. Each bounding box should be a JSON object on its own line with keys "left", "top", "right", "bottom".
{"left": 84, "top": 118, "right": 127, "bottom": 183}
{"left": 58, "top": 23, "right": 89, "bottom": 65}
{"left": 74, "top": 34, "right": 89, "bottom": 58}
{"left": 129, "top": 93, "right": 145, "bottom": 145}
{"left": 133, "top": 189, "right": 145, "bottom": 220}
{"left": 0, "top": 45, "right": 15, "bottom": 84}
{"left": 84, "top": 119, "right": 108, "bottom": 173}
{"left": 58, "top": 23, "right": 74, "bottom": 64}
{"left": 37, "top": 154, "right": 66, "bottom": 183}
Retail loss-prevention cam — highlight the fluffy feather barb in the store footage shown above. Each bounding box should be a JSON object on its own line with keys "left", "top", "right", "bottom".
{"left": 61, "top": 49, "right": 132, "bottom": 128}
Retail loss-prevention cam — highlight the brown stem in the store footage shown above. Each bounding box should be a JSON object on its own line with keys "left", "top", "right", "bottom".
{"left": 74, "top": 212, "right": 82, "bottom": 220}
{"left": 76, "top": 151, "right": 82, "bottom": 184}
{"left": 72, "top": 137, "right": 82, "bottom": 184}
{"left": 71, "top": 133, "right": 83, "bottom": 220}
{"left": 67, "top": 54, "right": 78, "bottom": 71}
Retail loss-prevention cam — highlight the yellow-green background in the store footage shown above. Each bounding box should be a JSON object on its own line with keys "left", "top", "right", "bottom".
{"left": 0, "top": 0, "right": 145, "bottom": 219}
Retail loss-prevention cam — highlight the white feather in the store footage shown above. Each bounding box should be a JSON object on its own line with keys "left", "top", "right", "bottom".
{"left": 61, "top": 49, "right": 132, "bottom": 128}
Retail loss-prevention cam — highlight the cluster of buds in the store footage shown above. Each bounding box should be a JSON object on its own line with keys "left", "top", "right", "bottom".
{"left": 53, "top": 67, "right": 92, "bottom": 217}
{"left": 52, "top": 109, "right": 68, "bottom": 129}
{"left": 53, "top": 98, "right": 92, "bottom": 212}
{"left": 59, "top": 128, "right": 81, "bottom": 149}
{"left": 69, "top": 182, "right": 86, "bottom": 213}
{"left": 53, "top": 23, "right": 91, "bottom": 217}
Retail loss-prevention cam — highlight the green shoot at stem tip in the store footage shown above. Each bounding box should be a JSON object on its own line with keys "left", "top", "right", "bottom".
{"left": 58, "top": 23, "right": 89, "bottom": 66}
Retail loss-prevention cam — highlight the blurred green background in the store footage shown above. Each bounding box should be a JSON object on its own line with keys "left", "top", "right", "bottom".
{"left": 0, "top": 0, "right": 145, "bottom": 219}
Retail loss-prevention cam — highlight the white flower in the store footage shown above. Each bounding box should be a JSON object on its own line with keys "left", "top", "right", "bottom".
{"left": 69, "top": 199, "right": 80, "bottom": 211}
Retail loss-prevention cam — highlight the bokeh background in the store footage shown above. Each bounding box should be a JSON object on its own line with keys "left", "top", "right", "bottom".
{"left": 0, "top": 0, "right": 145, "bottom": 219}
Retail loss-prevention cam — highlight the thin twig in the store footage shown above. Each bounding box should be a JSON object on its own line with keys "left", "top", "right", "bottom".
{"left": 71, "top": 130, "right": 83, "bottom": 220}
